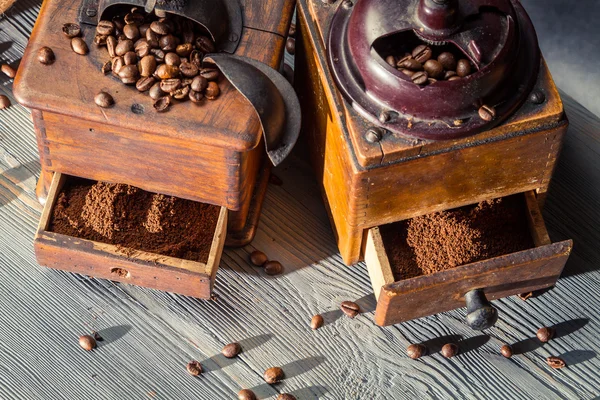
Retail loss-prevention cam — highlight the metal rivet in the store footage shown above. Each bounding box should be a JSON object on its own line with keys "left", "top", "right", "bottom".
{"left": 529, "top": 91, "right": 546, "bottom": 104}
{"left": 342, "top": 0, "right": 353, "bottom": 8}
{"left": 86, "top": 8, "right": 97, "bottom": 17}
{"left": 365, "top": 128, "right": 383, "bottom": 143}
{"left": 229, "top": 33, "right": 239, "bottom": 42}
{"left": 378, "top": 110, "right": 390, "bottom": 123}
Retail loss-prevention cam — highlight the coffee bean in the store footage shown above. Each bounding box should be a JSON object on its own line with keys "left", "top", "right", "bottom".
{"left": 412, "top": 45, "right": 432, "bottom": 63}
{"left": 536, "top": 327, "right": 554, "bottom": 343}
{"left": 107, "top": 36, "right": 118, "bottom": 58}
{"left": 38, "top": 47, "right": 55, "bottom": 65}
{"left": 111, "top": 56, "right": 124, "bottom": 76}
{"left": 123, "top": 23, "right": 140, "bottom": 41}
{"left": 164, "top": 52, "right": 181, "bottom": 66}
{"left": 448, "top": 75, "right": 461, "bottom": 81}
{"left": 0, "top": 95, "right": 11, "bottom": 110}
{"left": 189, "top": 90, "right": 204, "bottom": 103}
{"left": 124, "top": 12, "right": 144, "bottom": 26}
{"left": 222, "top": 342, "right": 241, "bottom": 358}
{"left": 190, "top": 50, "right": 202, "bottom": 68}
{"left": 456, "top": 59, "right": 472, "bottom": 77}
{"left": 150, "top": 48, "right": 165, "bottom": 62}
{"left": 97, "top": 20, "right": 115, "bottom": 36}
{"left": 154, "top": 96, "right": 172, "bottom": 112}
{"left": 411, "top": 71, "right": 428, "bottom": 85}
{"left": 186, "top": 360, "right": 202, "bottom": 376}
{"left": 441, "top": 343, "right": 458, "bottom": 358}
{"left": 437, "top": 52, "right": 457, "bottom": 70}
{"left": 136, "top": 76, "right": 156, "bottom": 92}
{"left": 94, "top": 34, "right": 108, "bottom": 46}
{"left": 399, "top": 68, "right": 415, "bottom": 77}
{"left": 149, "top": 82, "right": 165, "bottom": 100}
{"left": 150, "top": 21, "right": 170, "bottom": 35}
{"left": 264, "top": 367, "right": 284, "bottom": 384}
{"left": 116, "top": 39, "right": 134, "bottom": 56}
{"left": 238, "top": 389, "right": 257, "bottom": 400}
{"left": 71, "top": 37, "right": 89, "bottom": 55}
{"left": 134, "top": 39, "right": 151, "bottom": 57}
{"left": 156, "top": 64, "right": 180, "bottom": 79}
{"left": 118, "top": 64, "right": 140, "bottom": 84}
{"left": 1, "top": 64, "right": 16, "bottom": 78}
{"left": 160, "top": 34, "right": 178, "bottom": 52}
{"left": 200, "top": 67, "right": 220, "bottom": 81}
{"left": 62, "top": 23, "right": 81, "bottom": 38}
{"left": 311, "top": 314, "right": 324, "bottom": 330}
{"left": 444, "top": 70, "right": 457, "bottom": 80}
{"left": 478, "top": 105, "right": 496, "bottom": 121}
{"left": 340, "top": 301, "right": 360, "bottom": 318}
{"left": 139, "top": 55, "right": 157, "bottom": 76}
{"left": 277, "top": 394, "right": 296, "bottom": 400}
{"left": 139, "top": 23, "right": 150, "bottom": 37}
{"left": 172, "top": 85, "right": 190, "bottom": 101}
{"left": 113, "top": 17, "right": 125, "bottom": 33}
{"left": 424, "top": 59, "right": 443, "bottom": 79}
{"left": 385, "top": 55, "right": 396, "bottom": 67}
{"left": 398, "top": 58, "right": 422, "bottom": 71}
{"left": 546, "top": 356, "right": 566, "bottom": 369}
{"left": 123, "top": 51, "right": 137, "bottom": 66}
{"left": 160, "top": 78, "right": 181, "bottom": 93}
{"left": 264, "top": 260, "right": 282, "bottom": 275}
{"left": 249, "top": 250, "right": 268, "bottom": 266}
{"left": 180, "top": 62, "right": 199, "bottom": 78}
{"left": 195, "top": 36, "right": 215, "bottom": 53}
{"left": 146, "top": 28, "right": 159, "bottom": 43}
{"left": 518, "top": 292, "right": 533, "bottom": 301}
{"left": 289, "top": 23, "right": 296, "bottom": 37}
{"left": 79, "top": 335, "right": 96, "bottom": 351}
{"left": 407, "top": 343, "right": 427, "bottom": 359}
{"left": 286, "top": 37, "right": 296, "bottom": 55}
{"left": 95, "top": 91, "right": 114, "bottom": 108}
{"left": 500, "top": 344, "right": 513, "bottom": 358}
{"left": 176, "top": 43, "right": 193, "bottom": 57}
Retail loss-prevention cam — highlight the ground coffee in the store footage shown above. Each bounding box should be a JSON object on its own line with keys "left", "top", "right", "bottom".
{"left": 381, "top": 195, "right": 534, "bottom": 280}
{"left": 50, "top": 177, "right": 220, "bottom": 263}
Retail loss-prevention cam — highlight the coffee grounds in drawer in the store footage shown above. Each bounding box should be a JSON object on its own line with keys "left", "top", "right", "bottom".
{"left": 381, "top": 195, "right": 535, "bottom": 280}
{"left": 49, "top": 177, "right": 220, "bottom": 263}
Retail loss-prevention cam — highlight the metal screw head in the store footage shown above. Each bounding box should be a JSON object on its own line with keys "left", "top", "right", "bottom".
{"left": 342, "top": 0, "right": 354, "bottom": 8}
{"left": 529, "top": 91, "right": 546, "bottom": 104}
{"left": 378, "top": 110, "right": 390, "bottom": 123}
{"left": 86, "top": 8, "right": 97, "bottom": 17}
{"left": 365, "top": 128, "right": 383, "bottom": 143}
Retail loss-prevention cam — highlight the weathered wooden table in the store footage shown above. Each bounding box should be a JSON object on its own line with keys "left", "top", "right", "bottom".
{"left": 1, "top": 2, "right": 599, "bottom": 399}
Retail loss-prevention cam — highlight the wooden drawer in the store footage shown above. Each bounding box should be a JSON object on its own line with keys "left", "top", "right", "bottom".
{"left": 365, "top": 191, "right": 572, "bottom": 328}
{"left": 34, "top": 173, "right": 227, "bottom": 299}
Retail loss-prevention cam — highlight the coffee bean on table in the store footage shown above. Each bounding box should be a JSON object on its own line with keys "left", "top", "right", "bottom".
{"left": 437, "top": 52, "right": 457, "bottom": 70}
{"left": 412, "top": 45, "right": 432, "bottom": 63}
{"left": 139, "top": 55, "right": 157, "bottom": 77}
{"left": 123, "top": 51, "right": 137, "bottom": 66}
{"left": 286, "top": 37, "right": 295, "bottom": 55}
{"left": 0, "top": 95, "right": 11, "bottom": 110}
{"left": 116, "top": 39, "right": 134, "bottom": 56}
{"left": 546, "top": 356, "right": 566, "bottom": 369}
{"left": 107, "top": 36, "right": 118, "bottom": 58}
{"left": 407, "top": 343, "right": 427, "bottom": 359}
{"left": 94, "top": 34, "right": 108, "bottom": 46}
{"left": 411, "top": 71, "right": 428, "bottom": 85}
{"left": 71, "top": 37, "right": 89, "bottom": 55}
{"left": 249, "top": 250, "right": 268, "bottom": 266}
{"left": 222, "top": 342, "right": 241, "bottom": 358}
{"left": 189, "top": 90, "right": 204, "bottom": 103}
{"left": 478, "top": 105, "right": 496, "bottom": 121}
{"left": 119, "top": 64, "right": 140, "bottom": 84}
{"left": 238, "top": 389, "right": 257, "bottom": 400}
{"left": 311, "top": 314, "right": 324, "bottom": 330}
{"left": 154, "top": 96, "right": 172, "bottom": 112}
{"left": 190, "top": 75, "right": 209, "bottom": 93}
{"left": 500, "top": 344, "right": 513, "bottom": 358}
{"left": 264, "top": 260, "right": 283, "bottom": 275}
{"left": 95, "top": 91, "right": 114, "bottom": 108}
{"left": 97, "top": 20, "right": 115, "bottom": 36}
{"left": 149, "top": 82, "right": 165, "bottom": 100}
{"left": 277, "top": 394, "right": 297, "bottom": 400}
{"left": 160, "top": 78, "right": 181, "bottom": 93}
{"left": 79, "top": 335, "right": 96, "bottom": 351}
{"left": 536, "top": 327, "right": 555, "bottom": 343}
{"left": 205, "top": 81, "right": 220, "bottom": 100}
{"left": 423, "top": 59, "right": 443, "bottom": 79}
{"left": 340, "top": 301, "right": 360, "bottom": 318}
{"left": 186, "top": 360, "right": 203, "bottom": 376}
{"left": 136, "top": 76, "right": 156, "bottom": 92}
{"left": 180, "top": 62, "right": 199, "bottom": 78}
{"left": 111, "top": 56, "right": 125, "bottom": 76}
{"left": 1, "top": 64, "right": 16, "bottom": 78}
{"left": 62, "top": 23, "right": 81, "bottom": 38}
{"left": 441, "top": 343, "right": 458, "bottom": 358}
{"left": 172, "top": 86, "right": 190, "bottom": 101}
{"left": 264, "top": 367, "right": 284, "bottom": 384}
{"left": 456, "top": 59, "right": 472, "bottom": 77}
{"left": 123, "top": 23, "right": 140, "bottom": 41}
{"left": 38, "top": 47, "right": 55, "bottom": 65}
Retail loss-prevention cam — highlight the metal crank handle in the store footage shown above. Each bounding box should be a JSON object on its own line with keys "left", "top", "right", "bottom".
{"left": 464, "top": 288, "right": 498, "bottom": 330}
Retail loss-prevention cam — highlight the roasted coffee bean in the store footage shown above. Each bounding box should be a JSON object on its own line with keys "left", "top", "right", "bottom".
{"left": 222, "top": 342, "right": 241, "bottom": 358}
{"left": 123, "top": 23, "right": 140, "bottom": 41}
{"left": 189, "top": 90, "right": 204, "bottom": 103}
{"left": 385, "top": 55, "right": 396, "bottom": 67}
{"left": 62, "top": 23, "right": 81, "bottom": 38}
{"left": 123, "top": 51, "right": 137, "bottom": 65}
{"left": 112, "top": 16, "right": 125, "bottom": 33}
{"left": 71, "top": 37, "right": 89, "bottom": 55}
{"left": 195, "top": 36, "right": 215, "bottom": 53}
{"left": 289, "top": 23, "right": 296, "bottom": 37}
{"left": 407, "top": 344, "right": 427, "bottom": 359}
{"left": 117, "top": 33, "right": 127, "bottom": 42}
{"left": 190, "top": 50, "right": 202, "bottom": 68}
{"left": 160, "top": 34, "right": 178, "bottom": 52}
{"left": 441, "top": 343, "right": 458, "bottom": 358}
{"left": 180, "top": 62, "right": 199, "bottom": 78}
{"left": 428, "top": 78, "right": 437, "bottom": 84}
{"left": 437, "top": 52, "right": 457, "bottom": 71}
{"left": 176, "top": 43, "right": 193, "bottom": 57}
{"left": 181, "top": 78, "right": 193, "bottom": 87}
{"left": 139, "top": 23, "right": 150, "bottom": 37}
{"left": 96, "top": 20, "right": 115, "bottom": 36}
{"left": 398, "top": 58, "right": 422, "bottom": 71}
{"left": 107, "top": 36, "right": 118, "bottom": 57}
{"left": 186, "top": 360, "right": 202, "bottom": 376}
{"left": 536, "top": 327, "right": 555, "bottom": 343}
{"left": 200, "top": 67, "right": 220, "bottom": 81}
{"left": 160, "top": 78, "right": 181, "bottom": 93}
{"left": 150, "top": 48, "right": 165, "bottom": 62}
{"left": 0, "top": 95, "right": 11, "bottom": 110}
{"left": 1, "top": 64, "right": 16, "bottom": 78}
{"left": 118, "top": 64, "right": 140, "bottom": 84}
{"left": 518, "top": 292, "right": 533, "bottom": 301}
{"left": 546, "top": 356, "right": 566, "bottom": 369}
{"left": 444, "top": 70, "right": 457, "bottom": 80}
{"left": 277, "top": 394, "right": 296, "bottom": 400}
{"left": 424, "top": 59, "right": 443, "bottom": 79}
{"left": 238, "top": 389, "right": 257, "bottom": 400}
{"left": 264, "top": 367, "right": 284, "bottom": 384}
{"left": 286, "top": 37, "right": 295, "bottom": 55}
{"left": 115, "top": 39, "right": 134, "bottom": 56}
{"left": 456, "top": 59, "right": 472, "bottom": 77}
{"left": 263, "top": 260, "right": 282, "bottom": 275}
{"left": 165, "top": 52, "right": 181, "bottom": 66}
{"left": 500, "top": 344, "right": 513, "bottom": 358}
{"left": 79, "top": 335, "right": 96, "bottom": 351}
{"left": 136, "top": 76, "right": 156, "bottom": 92}
{"left": 101, "top": 60, "right": 112, "bottom": 74}
{"left": 150, "top": 21, "right": 170, "bottom": 35}
{"left": 124, "top": 12, "right": 144, "bottom": 26}
{"left": 399, "top": 68, "right": 415, "bottom": 77}
{"left": 412, "top": 45, "right": 432, "bottom": 63}
{"left": 411, "top": 71, "right": 428, "bottom": 85}
{"left": 311, "top": 314, "right": 324, "bottom": 330}
{"left": 340, "top": 301, "right": 360, "bottom": 318}
{"left": 155, "top": 64, "right": 180, "bottom": 79}
{"left": 139, "top": 55, "right": 157, "bottom": 76}
{"left": 154, "top": 96, "right": 172, "bottom": 112}
{"left": 249, "top": 250, "right": 268, "bottom": 266}
{"left": 38, "top": 47, "right": 55, "bottom": 65}
{"left": 146, "top": 27, "right": 159, "bottom": 43}
{"left": 160, "top": 18, "right": 176, "bottom": 33}
{"left": 94, "top": 34, "right": 108, "bottom": 46}
{"left": 134, "top": 39, "right": 151, "bottom": 58}
{"left": 171, "top": 85, "right": 190, "bottom": 101}
{"left": 111, "top": 56, "right": 124, "bottom": 76}
{"left": 448, "top": 75, "right": 461, "bottom": 81}
{"left": 478, "top": 105, "right": 496, "bottom": 121}
{"left": 149, "top": 82, "right": 165, "bottom": 100}
{"left": 95, "top": 91, "right": 114, "bottom": 108}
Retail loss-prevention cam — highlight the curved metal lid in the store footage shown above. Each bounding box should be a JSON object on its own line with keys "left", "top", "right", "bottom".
{"left": 328, "top": 0, "right": 540, "bottom": 140}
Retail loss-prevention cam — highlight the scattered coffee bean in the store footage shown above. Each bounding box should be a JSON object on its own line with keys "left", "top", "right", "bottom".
{"left": 186, "top": 360, "right": 203, "bottom": 376}
{"left": 437, "top": 52, "right": 456, "bottom": 70}
{"left": 62, "top": 23, "right": 81, "bottom": 38}
{"left": 106, "top": 36, "right": 118, "bottom": 58}
{"left": 1, "top": 64, "right": 16, "bottom": 78}
{"left": 189, "top": 90, "right": 204, "bottom": 103}
{"left": 264, "top": 367, "right": 284, "bottom": 384}
{"left": 222, "top": 342, "right": 241, "bottom": 358}
{"left": 407, "top": 343, "right": 427, "bottom": 359}
{"left": 149, "top": 82, "right": 165, "bottom": 100}
{"left": 115, "top": 39, "right": 134, "bottom": 56}
{"left": 277, "top": 395, "right": 297, "bottom": 400}
{"left": 191, "top": 75, "right": 209, "bottom": 92}
{"left": 101, "top": 60, "right": 112, "bottom": 74}
{"left": 546, "top": 356, "right": 566, "bottom": 369}
{"left": 0, "top": 95, "right": 11, "bottom": 110}
{"left": 536, "top": 327, "right": 555, "bottom": 343}
{"left": 286, "top": 37, "right": 296, "bottom": 55}
{"left": 518, "top": 292, "right": 533, "bottom": 301}
{"left": 136, "top": 76, "right": 156, "bottom": 92}
{"left": 139, "top": 55, "right": 157, "bottom": 77}
{"left": 119, "top": 64, "right": 140, "bottom": 84}
{"left": 478, "top": 105, "right": 496, "bottom": 121}
{"left": 423, "top": 59, "right": 443, "bottom": 79}
{"left": 172, "top": 86, "right": 190, "bottom": 100}
{"left": 264, "top": 260, "right": 283, "bottom": 275}
{"left": 154, "top": 96, "right": 172, "bottom": 112}
{"left": 95, "top": 91, "right": 114, "bottom": 108}
{"left": 238, "top": 389, "right": 257, "bottom": 400}
{"left": 94, "top": 34, "right": 108, "bottom": 46}
{"left": 125, "top": 11, "right": 144, "bottom": 26}
{"left": 200, "top": 67, "right": 220, "bottom": 81}
{"left": 97, "top": 20, "right": 115, "bottom": 36}
{"left": 411, "top": 71, "right": 428, "bottom": 85}
{"left": 38, "top": 47, "right": 55, "bottom": 65}
{"left": 205, "top": 81, "right": 220, "bottom": 100}
{"left": 340, "top": 301, "right": 360, "bottom": 318}
{"left": 112, "top": 56, "right": 125, "bottom": 76}
{"left": 79, "top": 335, "right": 96, "bottom": 351}
{"left": 441, "top": 343, "right": 458, "bottom": 358}
{"left": 412, "top": 45, "right": 432, "bottom": 63}
{"left": 249, "top": 250, "right": 268, "bottom": 266}
{"left": 311, "top": 314, "right": 324, "bottom": 330}
{"left": 134, "top": 39, "right": 151, "bottom": 58}
{"left": 160, "top": 78, "right": 181, "bottom": 93}
{"left": 500, "top": 344, "right": 513, "bottom": 358}
{"left": 456, "top": 59, "right": 472, "bottom": 77}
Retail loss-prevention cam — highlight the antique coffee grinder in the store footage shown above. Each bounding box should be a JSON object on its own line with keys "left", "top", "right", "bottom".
{"left": 14, "top": 0, "right": 298, "bottom": 298}
{"left": 296, "top": 0, "right": 572, "bottom": 329}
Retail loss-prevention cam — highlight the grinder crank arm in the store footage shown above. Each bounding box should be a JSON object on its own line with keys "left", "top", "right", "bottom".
{"left": 204, "top": 54, "right": 301, "bottom": 167}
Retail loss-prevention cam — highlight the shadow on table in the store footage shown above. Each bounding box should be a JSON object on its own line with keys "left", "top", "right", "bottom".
{"left": 559, "top": 349, "right": 596, "bottom": 367}
{"left": 199, "top": 333, "right": 273, "bottom": 373}
{"left": 512, "top": 318, "right": 589, "bottom": 355}
{"left": 0, "top": 161, "right": 38, "bottom": 209}
{"left": 96, "top": 324, "right": 131, "bottom": 347}
{"left": 288, "top": 385, "right": 329, "bottom": 399}
{"left": 457, "top": 334, "right": 490, "bottom": 356}
{"left": 419, "top": 334, "right": 462, "bottom": 356}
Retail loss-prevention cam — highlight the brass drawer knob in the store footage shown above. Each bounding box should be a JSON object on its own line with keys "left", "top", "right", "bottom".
{"left": 465, "top": 289, "right": 498, "bottom": 330}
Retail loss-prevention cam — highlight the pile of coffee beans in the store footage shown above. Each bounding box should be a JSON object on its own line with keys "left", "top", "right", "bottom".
{"left": 385, "top": 44, "right": 475, "bottom": 86}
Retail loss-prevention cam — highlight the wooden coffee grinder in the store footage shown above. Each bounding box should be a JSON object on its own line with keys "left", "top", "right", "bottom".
{"left": 296, "top": 0, "right": 572, "bottom": 329}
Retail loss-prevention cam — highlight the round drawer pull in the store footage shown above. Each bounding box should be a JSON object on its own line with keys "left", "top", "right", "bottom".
{"left": 465, "top": 289, "right": 498, "bottom": 330}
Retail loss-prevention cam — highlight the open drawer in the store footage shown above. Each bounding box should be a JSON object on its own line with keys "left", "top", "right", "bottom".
{"left": 365, "top": 191, "right": 572, "bottom": 329}
{"left": 34, "top": 172, "right": 227, "bottom": 298}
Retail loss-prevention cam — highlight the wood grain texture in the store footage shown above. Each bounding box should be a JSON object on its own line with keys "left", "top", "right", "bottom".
{"left": 3, "top": 3, "right": 600, "bottom": 400}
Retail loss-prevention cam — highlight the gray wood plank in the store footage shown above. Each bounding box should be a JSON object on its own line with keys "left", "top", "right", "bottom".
{"left": 1, "top": 3, "right": 600, "bottom": 400}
